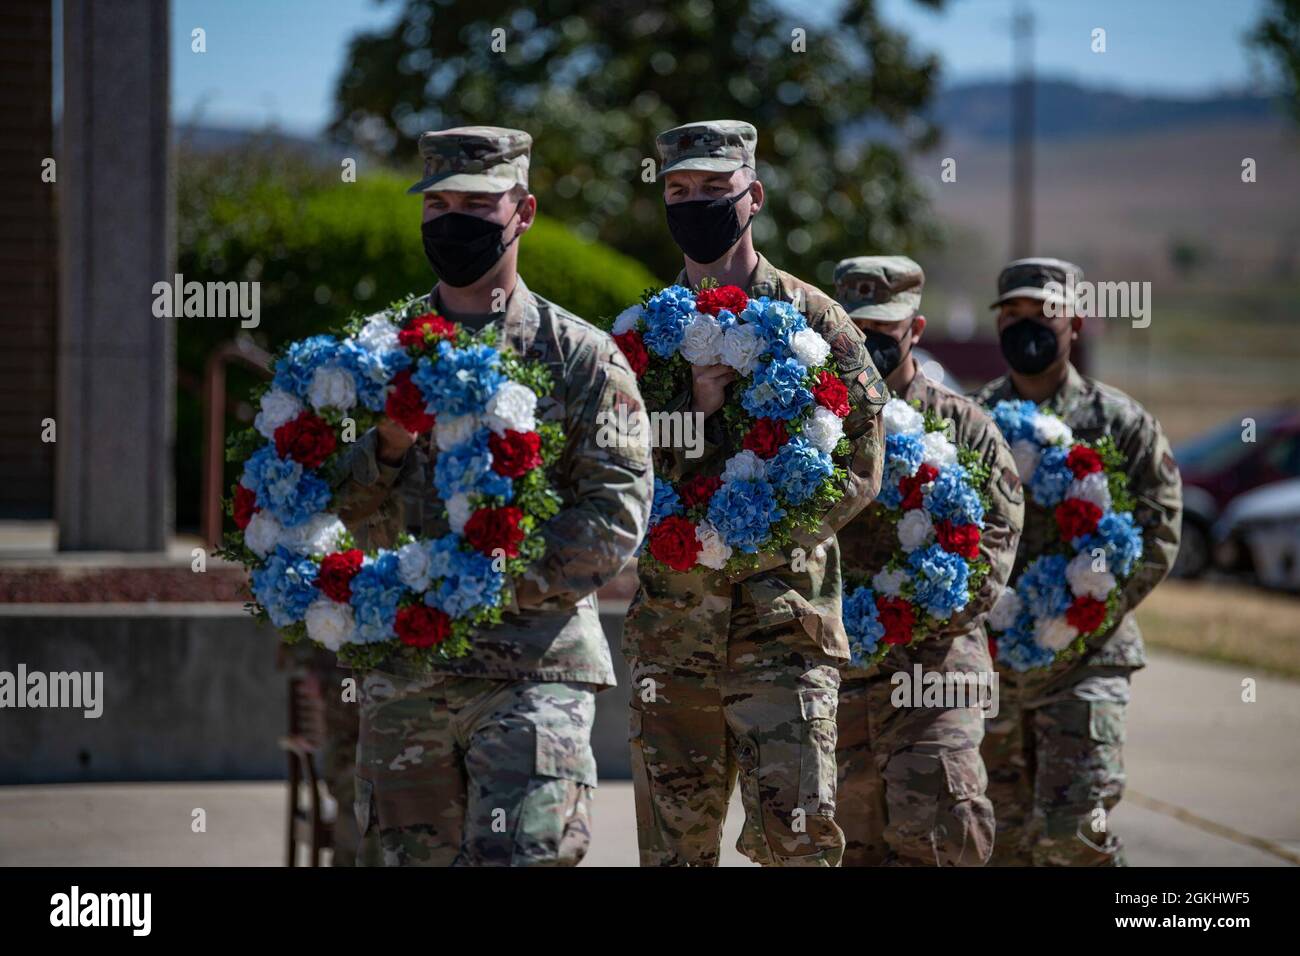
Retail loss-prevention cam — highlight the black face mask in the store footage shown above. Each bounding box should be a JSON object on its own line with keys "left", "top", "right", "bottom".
{"left": 1000, "top": 318, "right": 1060, "bottom": 375}
{"left": 664, "top": 188, "right": 754, "bottom": 264}
{"left": 421, "top": 207, "right": 520, "bottom": 287}
{"left": 863, "top": 328, "right": 907, "bottom": 378}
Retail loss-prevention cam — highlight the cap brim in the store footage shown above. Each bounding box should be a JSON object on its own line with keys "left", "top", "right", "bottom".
{"left": 990, "top": 285, "right": 1079, "bottom": 309}
{"left": 657, "top": 157, "right": 747, "bottom": 180}
{"left": 844, "top": 294, "right": 920, "bottom": 323}
{"left": 406, "top": 171, "right": 518, "bottom": 194}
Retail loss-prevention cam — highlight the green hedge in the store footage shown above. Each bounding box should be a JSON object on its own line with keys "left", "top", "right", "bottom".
{"left": 175, "top": 149, "right": 658, "bottom": 530}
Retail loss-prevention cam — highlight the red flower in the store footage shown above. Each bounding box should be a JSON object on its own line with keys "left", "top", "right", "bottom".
{"left": 233, "top": 484, "right": 259, "bottom": 530}
{"left": 317, "top": 549, "right": 364, "bottom": 603}
{"left": 394, "top": 604, "right": 451, "bottom": 648}
{"left": 398, "top": 312, "right": 458, "bottom": 349}
{"left": 898, "top": 463, "right": 939, "bottom": 511}
{"left": 489, "top": 429, "right": 543, "bottom": 478}
{"left": 742, "top": 418, "right": 789, "bottom": 459}
{"left": 274, "top": 411, "right": 338, "bottom": 469}
{"left": 694, "top": 284, "right": 749, "bottom": 317}
{"left": 678, "top": 475, "right": 722, "bottom": 509}
{"left": 465, "top": 506, "right": 526, "bottom": 558}
{"left": 614, "top": 330, "right": 649, "bottom": 377}
{"left": 987, "top": 634, "right": 999, "bottom": 661}
{"left": 876, "top": 596, "right": 917, "bottom": 645}
{"left": 936, "top": 520, "right": 982, "bottom": 560}
{"left": 812, "top": 370, "right": 851, "bottom": 418}
{"left": 647, "top": 515, "right": 702, "bottom": 572}
{"left": 1066, "top": 445, "right": 1104, "bottom": 479}
{"left": 1065, "top": 595, "right": 1107, "bottom": 635}
{"left": 1055, "top": 497, "right": 1102, "bottom": 541}
{"left": 384, "top": 369, "right": 437, "bottom": 434}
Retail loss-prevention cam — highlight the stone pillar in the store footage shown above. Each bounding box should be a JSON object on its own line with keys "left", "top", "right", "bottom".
{"left": 57, "top": 0, "right": 174, "bottom": 551}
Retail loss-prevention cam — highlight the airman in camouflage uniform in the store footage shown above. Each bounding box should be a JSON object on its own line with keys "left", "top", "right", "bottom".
{"left": 328, "top": 127, "right": 653, "bottom": 866}
{"left": 973, "top": 258, "right": 1182, "bottom": 866}
{"left": 624, "top": 121, "right": 889, "bottom": 867}
{"left": 831, "top": 256, "right": 1022, "bottom": 866}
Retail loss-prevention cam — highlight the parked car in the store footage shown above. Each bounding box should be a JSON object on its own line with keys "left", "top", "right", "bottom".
{"left": 1213, "top": 479, "right": 1300, "bottom": 591}
{"left": 1171, "top": 405, "right": 1300, "bottom": 578}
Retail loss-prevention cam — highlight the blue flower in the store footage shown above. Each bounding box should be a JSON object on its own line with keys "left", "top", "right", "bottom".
{"left": 1029, "top": 445, "right": 1073, "bottom": 507}
{"left": 883, "top": 432, "right": 925, "bottom": 492}
{"left": 434, "top": 430, "right": 513, "bottom": 502}
{"left": 1017, "top": 553, "right": 1072, "bottom": 620}
{"left": 713, "top": 308, "right": 739, "bottom": 330}
{"left": 413, "top": 340, "right": 506, "bottom": 417}
{"left": 272, "top": 335, "right": 341, "bottom": 398}
{"left": 349, "top": 552, "right": 406, "bottom": 643}
{"left": 707, "top": 478, "right": 785, "bottom": 553}
{"left": 642, "top": 285, "right": 696, "bottom": 358}
{"left": 769, "top": 436, "right": 834, "bottom": 504}
{"left": 741, "top": 296, "right": 807, "bottom": 349}
{"left": 251, "top": 546, "right": 319, "bottom": 627}
{"left": 994, "top": 614, "right": 1059, "bottom": 672}
{"left": 923, "top": 464, "right": 986, "bottom": 526}
{"left": 425, "top": 547, "right": 504, "bottom": 618}
{"left": 1080, "top": 511, "right": 1144, "bottom": 577}
{"left": 741, "top": 357, "right": 813, "bottom": 421}
{"left": 244, "top": 444, "right": 331, "bottom": 528}
{"left": 844, "top": 586, "right": 885, "bottom": 667}
{"left": 990, "top": 399, "right": 1039, "bottom": 445}
{"left": 424, "top": 534, "right": 463, "bottom": 579}
{"left": 907, "top": 544, "right": 970, "bottom": 618}
{"left": 650, "top": 478, "right": 683, "bottom": 525}
{"left": 338, "top": 340, "right": 411, "bottom": 413}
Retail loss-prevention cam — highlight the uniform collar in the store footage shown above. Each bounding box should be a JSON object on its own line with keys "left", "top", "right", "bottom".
{"left": 673, "top": 252, "right": 779, "bottom": 299}
{"left": 428, "top": 274, "right": 540, "bottom": 354}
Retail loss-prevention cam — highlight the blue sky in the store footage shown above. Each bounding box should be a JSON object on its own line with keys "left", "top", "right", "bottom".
{"left": 170, "top": 0, "right": 1275, "bottom": 136}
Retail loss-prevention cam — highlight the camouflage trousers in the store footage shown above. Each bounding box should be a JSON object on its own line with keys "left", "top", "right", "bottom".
{"left": 836, "top": 659, "right": 995, "bottom": 867}
{"left": 355, "top": 670, "right": 598, "bottom": 867}
{"left": 627, "top": 618, "right": 844, "bottom": 867}
{"left": 981, "top": 665, "right": 1133, "bottom": 866}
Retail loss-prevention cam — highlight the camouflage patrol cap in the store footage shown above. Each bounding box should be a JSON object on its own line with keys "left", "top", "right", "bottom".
{"left": 991, "top": 257, "right": 1084, "bottom": 309}
{"left": 406, "top": 126, "right": 531, "bottom": 194}
{"left": 833, "top": 255, "right": 924, "bottom": 322}
{"left": 655, "top": 120, "right": 757, "bottom": 179}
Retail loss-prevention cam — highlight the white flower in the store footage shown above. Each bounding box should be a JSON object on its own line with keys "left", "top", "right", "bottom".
{"left": 355, "top": 313, "right": 401, "bottom": 354}
{"left": 882, "top": 398, "right": 925, "bottom": 437}
{"left": 1011, "top": 439, "right": 1041, "bottom": 483}
{"left": 447, "top": 493, "right": 473, "bottom": 534}
{"left": 719, "top": 323, "right": 765, "bottom": 374}
{"left": 872, "top": 567, "right": 908, "bottom": 597}
{"left": 987, "top": 587, "right": 1022, "bottom": 631}
{"left": 922, "top": 431, "right": 959, "bottom": 470}
{"left": 304, "top": 598, "right": 355, "bottom": 651}
{"left": 1065, "top": 551, "right": 1117, "bottom": 601}
{"left": 678, "top": 312, "right": 725, "bottom": 366}
{"left": 695, "top": 521, "right": 734, "bottom": 570}
{"left": 789, "top": 328, "right": 831, "bottom": 368}
{"left": 243, "top": 510, "right": 283, "bottom": 558}
{"left": 397, "top": 541, "right": 433, "bottom": 591}
{"left": 897, "top": 509, "right": 935, "bottom": 552}
{"left": 1068, "top": 471, "right": 1112, "bottom": 513}
{"left": 483, "top": 381, "right": 536, "bottom": 435}
{"left": 612, "top": 304, "right": 644, "bottom": 335}
{"left": 1034, "top": 616, "right": 1079, "bottom": 651}
{"left": 1033, "top": 413, "right": 1074, "bottom": 447}
{"left": 307, "top": 366, "right": 356, "bottom": 412}
{"left": 282, "top": 514, "right": 347, "bottom": 558}
{"left": 722, "top": 450, "right": 767, "bottom": 484}
{"left": 254, "top": 389, "right": 303, "bottom": 439}
{"left": 435, "top": 413, "right": 480, "bottom": 451}
{"left": 803, "top": 406, "right": 845, "bottom": 454}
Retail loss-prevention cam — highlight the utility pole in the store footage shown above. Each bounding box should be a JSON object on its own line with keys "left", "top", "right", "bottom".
{"left": 1011, "top": 2, "right": 1034, "bottom": 259}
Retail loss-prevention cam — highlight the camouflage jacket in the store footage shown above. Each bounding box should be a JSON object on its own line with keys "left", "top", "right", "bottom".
{"left": 840, "top": 368, "right": 1024, "bottom": 682}
{"left": 330, "top": 276, "right": 653, "bottom": 687}
{"left": 973, "top": 364, "right": 1183, "bottom": 691}
{"left": 625, "top": 253, "right": 888, "bottom": 664}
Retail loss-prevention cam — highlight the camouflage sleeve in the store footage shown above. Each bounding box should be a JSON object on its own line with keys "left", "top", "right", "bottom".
{"left": 512, "top": 340, "right": 653, "bottom": 609}
{"left": 1115, "top": 408, "right": 1183, "bottom": 614}
{"left": 936, "top": 416, "right": 1024, "bottom": 637}
{"left": 655, "top": 386, "right": 727, "bottom": 482}
{"left": 324, "top": 427, "right": 418, "bottom": 551}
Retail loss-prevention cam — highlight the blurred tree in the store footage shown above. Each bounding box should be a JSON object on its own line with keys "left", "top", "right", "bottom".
{"left": 330, "top": 0, "right": 946, "bottom": 285}
{"left": 1251, "top": 0, "right": 1300, "bottom": 123}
